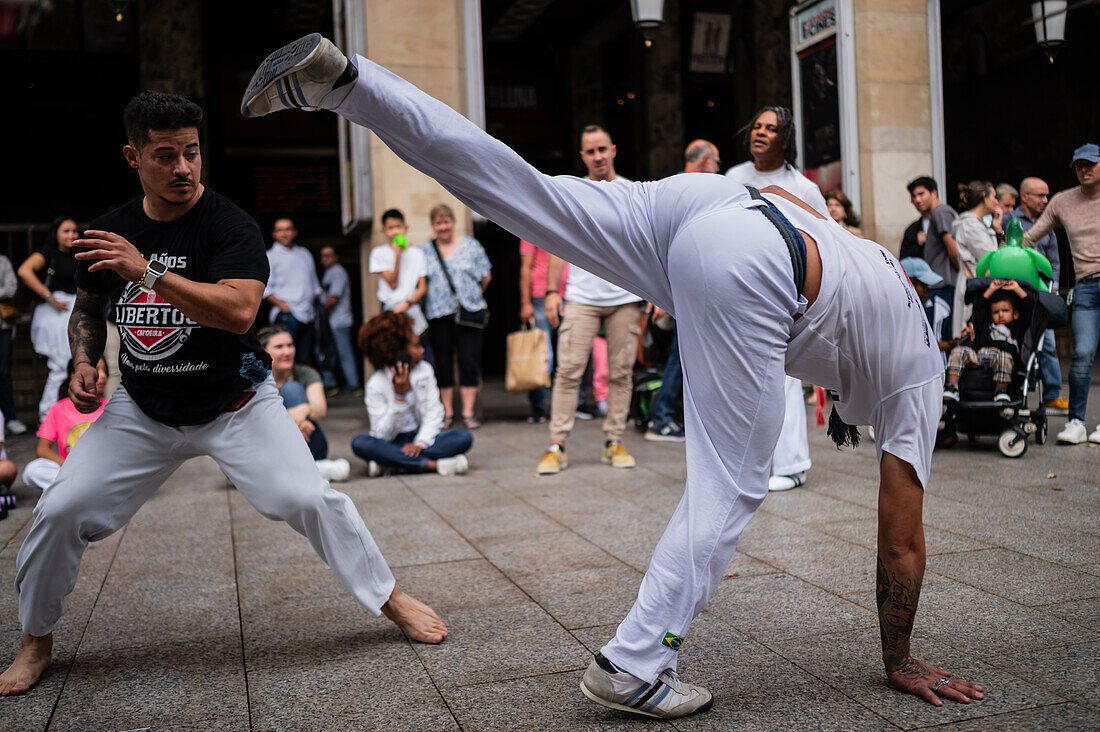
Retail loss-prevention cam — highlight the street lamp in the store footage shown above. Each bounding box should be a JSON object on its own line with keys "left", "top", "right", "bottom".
{"left": 630, "top": 0, "right": 664, "bottom": 47}
{"left": 1031, "top": 1, "right": 1067, "bottom": 62}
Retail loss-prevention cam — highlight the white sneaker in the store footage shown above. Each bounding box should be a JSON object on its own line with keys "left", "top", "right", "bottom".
{"left": 436, "top": 454, "right": 469, "bottom": 477}
{"left": 768, "top": 471, "right": 806, "bottom": 492}
{"left": 1089, "top": 425, "right": 1100, "bottom": 445}
{"left": 366, "top": 460, "right": 382, "bottom": 478}
{"left": 1057, "top": 419, "right": 1088, "bottom": 445}
{"left": 6, "top": 419, "right": 27, "bottom": 436}
{"left": 241, "top": 34, "right": 357, "bottom": 118}
{"left": 315, "top": 458, "right": 351, "bottom": 482}
{"left": 580, "top": 654, "right": 713, "bottom": 719}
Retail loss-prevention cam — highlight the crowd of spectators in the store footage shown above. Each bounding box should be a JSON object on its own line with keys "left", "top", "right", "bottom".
{"left": 0, "top": 135, "right": 1096, "bottom": 496}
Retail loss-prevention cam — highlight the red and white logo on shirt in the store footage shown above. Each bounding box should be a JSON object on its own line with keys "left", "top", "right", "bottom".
{"left": 114, "top": 283, "right": 199, "bottom": 361}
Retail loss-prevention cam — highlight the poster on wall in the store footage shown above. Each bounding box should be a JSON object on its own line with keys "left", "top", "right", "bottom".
{"left": 792, "top": 0, "right": 845, "bottom": 196}
{"left": 798, "top": 36, "right": 842, "bottom": 193}
{"left": 690, "top": 13, "right": 731, "bottom": 73}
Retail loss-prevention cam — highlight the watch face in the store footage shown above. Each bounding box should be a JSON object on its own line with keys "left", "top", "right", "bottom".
{"left": 148, "top": 260, "right": 169, "bottom": 276}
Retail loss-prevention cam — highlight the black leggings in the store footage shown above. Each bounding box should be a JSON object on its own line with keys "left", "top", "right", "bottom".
{"left": 427, "top": 316, "right": 483, "bottom": 388}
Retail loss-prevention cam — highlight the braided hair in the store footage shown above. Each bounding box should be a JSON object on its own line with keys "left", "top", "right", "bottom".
{"left": 738, "top": 106, "right": 798, "bottom": 168}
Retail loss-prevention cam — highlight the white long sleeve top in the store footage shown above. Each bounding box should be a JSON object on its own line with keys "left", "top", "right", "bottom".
{"left": 364, "top": 360, "right": 444, "bottom": 446}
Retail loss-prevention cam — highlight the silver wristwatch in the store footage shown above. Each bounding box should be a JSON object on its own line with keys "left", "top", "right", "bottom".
{"left": 139, "top": 259, "right": 169, "bottom": 293}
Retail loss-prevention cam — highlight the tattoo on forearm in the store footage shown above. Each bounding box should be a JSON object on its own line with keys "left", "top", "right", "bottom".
{"left": 877, "top": 555, "right": 923, "bottom": 674}
{"left": 68, "top": 290, "right": 108, "bottom": 366}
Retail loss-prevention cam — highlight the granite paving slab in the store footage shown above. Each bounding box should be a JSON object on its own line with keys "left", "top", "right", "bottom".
{"left": 1037, "top": 597, "right": 1100, "bottom": 630}
{"left": 706, "top": 572, "right": 876, "bottom": 643}
{"left": 770, "top": 627, "right": 1066, "bottom": 730}
{"left": 389, "top": 558, "right": 531, "bottom": 614}
{"left": 472, "top": 529, "right": 623, "bottom": 577}
{"left": 985, "top": 641, "right": 1100, "bottom": 709}
{"left": 410, "top": 602, "right": 590, "bottom": 688}
{"left": 928, "top": 548, "right": 1100, "bottom": 606}
{"left": 512, "top": 565, "right": 643, "bottom": 629}
{"left": 445, "top": 670, "right": 674, "bottom": 731}
{"left": 811, "top": 517, "right": 992, "bottom": 555}
{"left": 922, "top": 702, "right": 1096, "bottom": 730}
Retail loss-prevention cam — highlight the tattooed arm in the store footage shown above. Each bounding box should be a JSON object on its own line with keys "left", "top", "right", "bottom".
{"left": 67, "top": 289, "right": 108, "bottom": 413}
{"left": 877, "top": 453, "right": 984, "bottom": 706}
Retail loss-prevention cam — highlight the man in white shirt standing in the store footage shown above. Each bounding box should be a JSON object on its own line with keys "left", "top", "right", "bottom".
{"left": 538, "top": 126, "right": 642, "bottom": 474}
{"left": 726, "top": 107, "right": 827, "bottom": 492}
{"left": 319, "top": 245, "right": 361, "bottom": 395}
{"left": 264, "top": 218, "right": 322, "bottom": 363}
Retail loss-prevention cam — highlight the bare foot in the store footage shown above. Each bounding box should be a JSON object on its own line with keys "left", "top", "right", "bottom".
{"left": 381, "top": 584, "right": 447, "bottom": 644}
{"left": 0, "top": 634, "right": 53, "bottom": 696}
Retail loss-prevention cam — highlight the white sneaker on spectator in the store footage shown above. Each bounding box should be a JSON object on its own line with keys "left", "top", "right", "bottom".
{"left": 315, "top": 458, "right": 351, "bottom": 482}
{"left": 1057, "top": 419, "right": 1088, "bottom": 445}
{"left": 1089, "top": 424, "right": 1100, "bottom": 445}
{"left": 366, "top": 460, "right": 382, "bottom": 478}
{"left": 6, "top": 419, "right": 27, "bottom": 436}
{"left": 436, "top": 455, "right": 469, "bottom": 477}
{"left": 768, "top": 471, "right": 806, "bottom": 492}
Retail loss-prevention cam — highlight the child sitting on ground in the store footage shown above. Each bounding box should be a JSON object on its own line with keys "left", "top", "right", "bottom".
{"left": 352, "top": 311, "right": 472, "bottom": 476}
{"left": 943, "top": 279, "right": 1029, "bottom": 403}
{"left": 22, "top": 359, "right": 109, "bottom": 492}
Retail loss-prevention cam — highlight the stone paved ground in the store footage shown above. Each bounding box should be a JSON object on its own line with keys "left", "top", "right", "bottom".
{"left": 0, "top": 375, "right": 1097, "bottom": 731}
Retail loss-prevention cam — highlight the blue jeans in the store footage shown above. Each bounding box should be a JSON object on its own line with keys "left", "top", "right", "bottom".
{"left": 1040, "top": 328, "right": 1062, "bottom": 402}
{"left": 1069, "top": 279, "right": 1100, "bottom": 422}
{"left": 322, "top": 325, "right": 361, "bottom": 390}
{"left": 651, "top": 325, "right": 682, "bottom": 427}
{"left": 279, "top": 380, "right": 328, "bottom": 459}
{"left": 526, "top": 296, "right": 553, "bottom": 413}
{"left": 350, "top": 429, "right": 473, "bottom": 472}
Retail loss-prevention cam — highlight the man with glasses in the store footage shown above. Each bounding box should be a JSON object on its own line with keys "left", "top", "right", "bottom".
{"left": 1023, "top": 145, "right": 1100, "bottom": 443}
{"left": 1005, "top": 177, "right": 1065, "bottom": 411}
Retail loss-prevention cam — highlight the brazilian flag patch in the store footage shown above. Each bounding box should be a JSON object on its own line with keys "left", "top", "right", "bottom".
{"left": 662, "top": 632, "right": 684, "bottom": 650}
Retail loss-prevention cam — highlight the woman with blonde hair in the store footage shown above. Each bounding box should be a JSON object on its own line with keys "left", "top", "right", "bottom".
{"left": 419, "top": 203, "right": 491, "bottom": 428}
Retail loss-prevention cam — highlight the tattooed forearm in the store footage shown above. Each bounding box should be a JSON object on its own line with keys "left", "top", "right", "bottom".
{"left": 877, "top": 555, "right": 923, "bottom": 673}
{"left": 68, "top": 290, "right": 108, "bottom": 367}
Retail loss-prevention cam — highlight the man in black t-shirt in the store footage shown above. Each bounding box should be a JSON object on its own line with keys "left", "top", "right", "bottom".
{"left": 0, "top": 91, "right": 446, "bottom": 697}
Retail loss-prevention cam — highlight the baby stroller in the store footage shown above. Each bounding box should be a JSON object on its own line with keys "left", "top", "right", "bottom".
{"left": 940, "top": 277, "right": 1068, "bottom": 457}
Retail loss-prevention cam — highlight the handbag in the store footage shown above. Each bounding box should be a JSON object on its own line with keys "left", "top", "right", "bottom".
{"left": 505, "top": 324, "right": 550, "bottom": 393}
{"left": 431, "top": 240, "right": 489, "bottom": 329}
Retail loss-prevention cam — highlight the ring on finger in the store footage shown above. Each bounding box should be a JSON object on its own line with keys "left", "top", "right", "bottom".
{"left": 933, "top": 677, "right": 950, "bottom": 691}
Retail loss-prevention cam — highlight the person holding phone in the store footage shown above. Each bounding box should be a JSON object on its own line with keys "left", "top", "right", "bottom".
{"left": 351, "top": 310, "right": 472, "bottom": 476}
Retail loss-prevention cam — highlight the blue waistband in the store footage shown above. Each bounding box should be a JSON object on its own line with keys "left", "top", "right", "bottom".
{"left": 745, "top": 185, "right": 807, "bottom": 296}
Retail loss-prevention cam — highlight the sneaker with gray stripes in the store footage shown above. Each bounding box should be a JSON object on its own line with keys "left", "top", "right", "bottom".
{"left": 580, "top": 653, "right": 713, "bottom": 719}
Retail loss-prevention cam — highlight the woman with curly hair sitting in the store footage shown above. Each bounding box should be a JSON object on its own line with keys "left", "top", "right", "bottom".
{"left": 352, "top": 311, "right": 472, "bottom": 476}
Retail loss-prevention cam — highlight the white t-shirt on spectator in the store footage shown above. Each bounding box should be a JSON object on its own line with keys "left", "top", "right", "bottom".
{"left": 564, "top": 175, "right": 642, "bottom": 308}
{"left": 369, "top": 244, "right": 428, "bottom": 334}
{"left": 725, "top": 161, "right": 829, "bottom": 216}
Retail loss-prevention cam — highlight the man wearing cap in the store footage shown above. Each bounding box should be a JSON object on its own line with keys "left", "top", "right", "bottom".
{"left": 1005, "top": 177, "right": 1066, "bottom": 411}
{"left": 1023, "top": 145, "right": 1100, "bottom": 444}
{"left": 901, "top": 258, "right": 954, "bottom": 366}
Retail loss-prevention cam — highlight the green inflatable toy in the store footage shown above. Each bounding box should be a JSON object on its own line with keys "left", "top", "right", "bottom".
{"left": 974, "top": 218, "right": 1053, "bottom": 291}
{"left": 394, "top": 233, "right": 408, "bottom": 249}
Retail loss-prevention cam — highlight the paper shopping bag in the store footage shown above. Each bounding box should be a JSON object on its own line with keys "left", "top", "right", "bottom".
{"left": 505, "top": 326, "right": 551, "bottom": 393}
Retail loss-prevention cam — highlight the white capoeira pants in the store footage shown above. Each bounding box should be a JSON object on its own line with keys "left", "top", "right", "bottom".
{"left": 22, "top": 458, "right": 61, "bottom": 493}
{"left": 30, "top": 292, "right": 77, "bottom": 422}
{"left": 15, "top": 377, "right": 395, "bottom": 637}
{"left": 333, "top": 56, "right": 941, "bottom": 684}
{"left": 772, "top": 374, "right": 811, "bottom": 477}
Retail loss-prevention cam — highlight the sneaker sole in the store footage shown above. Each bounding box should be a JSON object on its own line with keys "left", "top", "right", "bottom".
{"left": 579, "top": 679, "right": 713, "bottom": 719}
{"left": 644, "top": 433, "right": 686, "bottom": 443}
{"left": 537, "top": 459, "right": 566, "bottom": 475}
{"left": 241, "top": 33, "right": 324, "bottom": 117}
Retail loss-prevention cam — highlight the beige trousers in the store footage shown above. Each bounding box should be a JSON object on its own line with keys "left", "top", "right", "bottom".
{"left": 549, "top": 300, "right": 640, "bottom": 444}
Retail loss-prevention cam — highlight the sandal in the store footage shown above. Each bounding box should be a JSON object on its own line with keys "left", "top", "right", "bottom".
{"left": 442, "top": 416, "right": 453, "bottom": 429}
{"left": 463, "top": 416, "right": 481, "bottom": 430}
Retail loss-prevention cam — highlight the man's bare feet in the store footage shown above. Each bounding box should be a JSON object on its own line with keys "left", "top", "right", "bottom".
{"left": 0, "top": 633, "right": 53, "bottom": 696}
{"left": 381, "top": 584, "right": 447, "bottom": 644}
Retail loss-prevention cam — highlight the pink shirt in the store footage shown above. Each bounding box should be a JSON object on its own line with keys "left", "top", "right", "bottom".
{"left": 520, "top": 240, "right": 568, "bottom": 299}
{"left": 37, "top": 398, "right": 105, "bottom": 459}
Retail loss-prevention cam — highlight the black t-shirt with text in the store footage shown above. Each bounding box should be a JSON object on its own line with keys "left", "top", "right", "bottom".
{"left": 77, "top": 190, "right": 271, "bottom": 425}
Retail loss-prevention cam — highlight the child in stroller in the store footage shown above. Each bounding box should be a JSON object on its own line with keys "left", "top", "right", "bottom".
{"left": 943, "top": 279, "right": 1029, "bottom": 404}
{"left": 939, "top": 276, "right": 1067, "bottom": 457}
